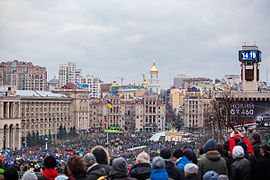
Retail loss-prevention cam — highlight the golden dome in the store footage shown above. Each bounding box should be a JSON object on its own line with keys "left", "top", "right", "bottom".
{"left": 150, "top": 60, "right": 159, "bottom": 74}
{"left": 142, "top": 78, "right": 148, "bottom": 87}
{"left": 109, "top": 81, "right": 119, "bottom": 89}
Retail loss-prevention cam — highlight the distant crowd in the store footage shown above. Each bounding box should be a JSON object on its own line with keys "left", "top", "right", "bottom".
{"left": 0, "top": 130, "right": 270, "bottom": 180}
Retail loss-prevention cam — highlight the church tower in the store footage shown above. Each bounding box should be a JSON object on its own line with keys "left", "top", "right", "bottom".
{"left": 148, "top": 60, "right": 161, "bottom": 95}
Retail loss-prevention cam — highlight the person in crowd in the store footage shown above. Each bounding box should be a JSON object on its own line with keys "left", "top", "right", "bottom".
{"left": 92, "top": 146, "right": 112, "bottom": 174}
{"left": 176, "top": 150, "right": 192, "bottom": 170}
{"left": 107, "top": 157, "right": 136, "bottom": 180}
{"left": 38, "top": 156, "right": 59, "bottom": 180}
{"left": 253, "top": 143, "right": 270, "bottom": 180}
{"left": 149, "top": 156, "right": 171, "bottom": 180}
{"left": 197, "top": 139, "right": 228, "bottom": 178}
{"left": 237, "top": 141, "right": 256, "bottom": 179}
{"left": 22, "top": 170, "right": 38, "bottom": 180}
{"left": 160, "top": 148, "right": 184, "bottom": 180}
{"left": 229, "top": 131, "right": 254, "bottom": 156}
{"left": 230, "top": 146, "right": 250, "bottom": 180}
{"left": 55, "top": 165, "right": 69, "bottom": 180}
{"left": 183, "top": 149, "right": 197, "bottom": 164}
{"left": 183, "top": 163, "right": 199, "bottom": 180}
{"left": 67, "top": 155, "right": 88, "bottom": 180}
{"left": 83, "top": 153, "right": 107, "bottom": 180}
{"left": 129, "top": 151, "right": 152, "bottom": 180}
{"left": 3, "top": 167, "right": 19, "bottom": 180}
{"left": 251, "top": 132, "right": 263, "bottom": 158}
{"left": 172, "top": 149, "right": 183, "bottom": 163}
{"left": 202, "top": 171, "right": 218, "bottom": 180}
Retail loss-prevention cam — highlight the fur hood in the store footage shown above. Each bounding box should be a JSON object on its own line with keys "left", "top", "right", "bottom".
{"left": 91, "top": 146, "right": 110, "bottom": 165}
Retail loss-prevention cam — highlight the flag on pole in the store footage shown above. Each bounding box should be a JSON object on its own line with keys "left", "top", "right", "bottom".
{"left": 107, "top": 100, "right": 114, "bottom": 109}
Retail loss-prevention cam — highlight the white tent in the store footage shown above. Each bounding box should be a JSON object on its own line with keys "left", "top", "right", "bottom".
{"left": 149, "top": 132, "right": 165, "bottom": 141}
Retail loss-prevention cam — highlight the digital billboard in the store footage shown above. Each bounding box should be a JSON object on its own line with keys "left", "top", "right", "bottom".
{"left": 239, "top": 50, "right": 261, "bottom": 62}
{"left": 229, "top": 101, "right": 270, "bottom": 128}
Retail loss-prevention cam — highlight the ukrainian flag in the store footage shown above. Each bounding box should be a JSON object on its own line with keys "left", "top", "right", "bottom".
{"left": 107, "top": 100, "right": 114, "bottom": 109}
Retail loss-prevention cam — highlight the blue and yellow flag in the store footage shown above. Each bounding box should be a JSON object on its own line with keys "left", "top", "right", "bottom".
{"left": 107, "top": 100, "right": 114, "bottom": 109}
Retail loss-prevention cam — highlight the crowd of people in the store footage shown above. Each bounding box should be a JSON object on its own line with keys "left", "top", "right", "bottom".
{"left": 0, "top": 130, "right": 269, "bottom": 180}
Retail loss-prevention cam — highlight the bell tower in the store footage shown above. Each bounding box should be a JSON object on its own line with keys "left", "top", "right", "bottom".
{"left": 239, "top": 45, "right": 261, "bottom": 92}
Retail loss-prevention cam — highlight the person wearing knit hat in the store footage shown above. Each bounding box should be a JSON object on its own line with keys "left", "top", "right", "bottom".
{"left": 251, "top": 132, "right": 263, "bottom": 158}
{"left": 231, "top": 146, "right": 251, "bottom": 180}
{"left": 229, "top": 131, "right": 254, "bottom": 156}
{"left": 149, "top": 157, "right": 170, "bottom": 180}
{"left": 22, "top": 170, "right": 38, "bottom": 180}
{"left": 198, "top": 139, "right": 228, "bottom": 179}
{"left": 203, "top": 171, "right": 218, "bottom": 180}
{"left": 84, "top": 153, "right": 107, "bottom": 179}
{"left": 160, "top": 148, "right": 184, "bottom": 180}
{"left": 184, "top": 163, "right": 200, "bottom": 180}
{"left": 253, "top": 143, "right": 270, "bottom": 180}
{"left": 84, "top": 153, "right": 97, "bottom": 167}
{"left": 108, "top": 157, "right": 136, "bottom": 180}
{"left": 237, "top": 141, "right": 256, "bottom": 179}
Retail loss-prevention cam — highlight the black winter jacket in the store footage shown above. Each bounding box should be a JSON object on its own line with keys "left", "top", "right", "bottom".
{"left": 128, "top": 163, "right": 151, "bottom": 180}
{"left": 253, "top": 155, "right": 270, "bottom": 180}
{"left": 87, "top": 164, "right": 107, "bottom": 180}
{"left": 252, "top": 140, "right": 263, "bottom": 159}
{"left": 164, "top": 159, "right": 184, "bottom": 180}
{"left": 230, "top": 157, "right": 251, "bottom": 180}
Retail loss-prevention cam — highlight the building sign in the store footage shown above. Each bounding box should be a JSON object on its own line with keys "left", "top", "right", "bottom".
{"left": 186, "top": 87, "right": 201, "bottom": 95}
{"left": 76, "top": 83, "right": 89, "bottom": 88}
{"left": 239, "top": 50, "right": 261, "bottom": 62}
{"left": 228, "top": 101, "right": 270, "bottom": 128}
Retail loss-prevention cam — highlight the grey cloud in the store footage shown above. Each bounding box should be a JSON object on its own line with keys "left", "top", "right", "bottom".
{"left": 0, "top": 0, "right": 270, "bottom": 88}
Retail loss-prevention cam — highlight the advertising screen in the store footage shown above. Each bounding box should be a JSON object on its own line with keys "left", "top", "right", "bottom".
{"left": 229, "top": 101, "right": 270, "bottom": 128}
{"left": 239, "top": 50, "right": 261, "bottom": 62}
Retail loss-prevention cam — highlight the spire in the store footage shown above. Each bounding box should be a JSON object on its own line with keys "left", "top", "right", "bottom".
{"left": 150, "top": 60, "right": 159, "bottom": 74}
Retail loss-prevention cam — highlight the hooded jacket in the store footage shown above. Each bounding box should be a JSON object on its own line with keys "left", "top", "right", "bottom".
{"left": 150, "top": 168, "right": 169, "bottom": 180}
{"left": 38, "top": 169, "right": 59, "bottom": 180}
{"left": 176, "top": 156, "right": 191, "bottom": 170}
{"left": 91, "top": 146, "right": 112, "bottom": 174}
{"left": 197, "top": 151, "right": 228, "bottom": 178}
{"left": 108, "top": 158, "right": 136, "bottom": 180}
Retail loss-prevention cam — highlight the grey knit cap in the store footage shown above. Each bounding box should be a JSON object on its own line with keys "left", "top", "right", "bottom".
{"left": 84, "top": 153, "right": 97, "bottom": 166}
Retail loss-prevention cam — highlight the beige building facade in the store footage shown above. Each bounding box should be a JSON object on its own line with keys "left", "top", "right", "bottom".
{"left": 0, "top": 87, "right": 72, "bottom": 150}
{"left": 89, "top": 93, "right": 166, "bottom": 132}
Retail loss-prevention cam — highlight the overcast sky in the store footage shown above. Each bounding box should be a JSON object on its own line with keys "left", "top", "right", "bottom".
{"left": 1, "top": 0, "right": 270, "bottom": 89}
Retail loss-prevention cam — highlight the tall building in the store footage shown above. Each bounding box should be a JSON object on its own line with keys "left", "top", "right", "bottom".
{"left": 58, "top": 62, "right": 81, "bottom": 87}
{"left": 148, "top": 60, "right": 161, "bottom": 95}
{"left": 239, "top": 46, "right": 261, "bottom": 92}
{"left": 184, "top": 87, "right": 211, "bottom": 131}
{"left": 79, "top": 75, "right": 101, "bottom": 98}
{"left": 0, "top": 60, "right": 47, "bottom": 91}
{"left": 174, "top": 74, "right": 189, "bottom": 88}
